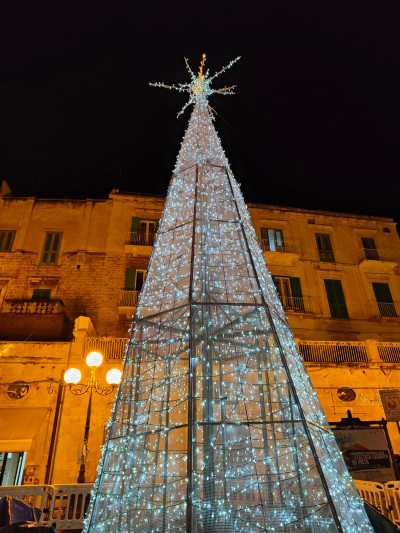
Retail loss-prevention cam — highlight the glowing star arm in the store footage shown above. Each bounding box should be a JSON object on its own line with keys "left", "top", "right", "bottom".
{"left": 150, "top": 54, "right": 241, "bottom": 117}
{"left": 214, "top": 85, "right": 237, "bottom": 95}
{"left": 209, "top": 56, "right": 241, "bottom": 82}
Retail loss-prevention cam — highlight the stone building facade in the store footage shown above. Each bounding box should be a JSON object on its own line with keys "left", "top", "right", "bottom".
{"left": 0, "top": 184, "right": 399, "bottom": 486}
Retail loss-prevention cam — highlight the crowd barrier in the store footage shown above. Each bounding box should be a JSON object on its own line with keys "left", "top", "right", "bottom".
{"left": 1, "top": 480, "right": 400, "bottom": 530}
{"left": 0, "top": 483, "right": 93, "bottom": 531}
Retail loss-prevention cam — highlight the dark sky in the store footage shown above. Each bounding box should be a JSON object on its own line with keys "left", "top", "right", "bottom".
{"left": 1, "top": 1, "right": 400, "bottom": 224}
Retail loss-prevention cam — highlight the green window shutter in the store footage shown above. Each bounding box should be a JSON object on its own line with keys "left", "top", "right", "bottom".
{"left": 260, "top": 228, "right": 269, "bottom": 241}
{"left": 324, "top": 279, "right": 349, "bottom": 319}
{"left": 362, "top": 237, "right": 376, "bottom": 249}
{"left": 290, "top": 277, "right": 302, "bottom": 298}
{"left": 32, "top": 289, "right": 51, "bottom": 301}
{"left": 125, "top": 268, "right": 136, "bottom": 290}
{"left": 372, "top": 282, "right": 393, "bottom": 303}
{"left": 131, "top": 218, "right": 141, "bottom": 232}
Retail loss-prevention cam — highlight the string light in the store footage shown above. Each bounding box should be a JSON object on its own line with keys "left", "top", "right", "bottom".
{"left": 83, "top": 55, "right": 372, "bottom": 532}
{"left": 150, "top": 53, "right": 240, "bottom": 118}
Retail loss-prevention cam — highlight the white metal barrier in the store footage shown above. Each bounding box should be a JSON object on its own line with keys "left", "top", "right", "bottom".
{"left": 2, "top": 480, "right": 400, "bottom": 529}
{"left": 385, "top": 480, "right": 400, "bottom": 525}
{"left": 48, "top": 484, "right": 93, "bottom": 530}
{"left": 0, "top": 484, "right": 54, "bottom": 522}
{"left": 353, "top": 479, "right": 390, "bottom": 519}
{"left": 0, "top": 483, "right": 93, "bottom": 531}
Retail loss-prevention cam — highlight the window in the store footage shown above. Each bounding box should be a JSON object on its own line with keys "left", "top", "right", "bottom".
{"left": 40, "top": 232, "right": 62, "bottom": 265}
{"left": 372, "top": 282, "right": 397, "bottom": 317}
{"left": 361, "top": 237, "right": 379, "bottom": 260}
{"left": 0, "top": 230, "right": 15, "bottom": 252}
{"left": 315, "top": 233, "right": 335, "bottom": 262}
{"left": 273, "top": 276, "right": 304, "bottom": 312}
{"left": 131, "top": 217, "right": 158, "bottom": 246}
{"left": 125, "top": 268, "right": 146, "bottom": 291}
{"left": 32, "top": 289, "right": 51, "bottom": 301}
{"left": 0, "top": 452, "right": 26, "bottom": 486}
{"left": 324, "top": 279, "right": 349, "bottom": 319}
{"left": 261, "top": 228, "right": 284, "bottom": 252}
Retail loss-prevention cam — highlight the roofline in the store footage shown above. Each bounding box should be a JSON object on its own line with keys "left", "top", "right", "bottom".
{"left": 247, "top": 202, "right": 396, "bottom": 223}
{"left": 1, "top": 191, "right": 395, "bottom": 223}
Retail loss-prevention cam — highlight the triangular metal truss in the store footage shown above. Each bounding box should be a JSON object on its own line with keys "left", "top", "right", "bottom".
{"left": 84, "top": 97, "right": 372, "bottom": 532}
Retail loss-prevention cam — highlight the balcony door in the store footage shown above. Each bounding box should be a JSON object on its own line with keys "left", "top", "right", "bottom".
{"left": 372, "top": 282, "right": 397, "bottom": 317}
{"left": 273, "top": 276, "right": 304, "bottom": 311}
{"left": 361, "top": 237, "right": 379, "bottom": 260}
{"left": 261, "top": 228, "right": 284, "bottom": 252}
{"left": 324, "top": 279, "right": 349, "bottom": 319}
{"left": 125, "top": 268, "right": 146, "bottom": 292}
{"left": 139, "top": 221, "right": 157, "bottom": 246}
{"left": 130, "top": 218, "right": 159, "bottom": 246}
{"left": 315, "top": 233, "right": 335, "bottom": 262}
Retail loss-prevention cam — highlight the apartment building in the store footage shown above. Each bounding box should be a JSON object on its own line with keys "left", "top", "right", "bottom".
{"left": 0, "top": 184, "right": 399, "bottom": 486}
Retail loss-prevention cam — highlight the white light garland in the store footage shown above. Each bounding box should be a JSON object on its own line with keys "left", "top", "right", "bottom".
{"left": 83, "top": 55, "right": 373, "bottom": 533}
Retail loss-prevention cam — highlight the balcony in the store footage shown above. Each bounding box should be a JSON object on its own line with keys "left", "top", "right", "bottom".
{"left": 0, "top": 299, "right": 68, "bottom": 341}
{"left": 117, "top": 289, "right": 139, "bottom": 317}
{"left": 85, "top": 336, "right": 129, "bottom": 360}
{"left": 359, "top": 247, "right": 398, "bottom": 273}
{"left": 125, "top": 231, "right": 156, "bottom": 256}
{"left": 262, "top": 238, "right": 301, "bottom": 266}
{"left": 298, "top": 340, "right": 369, "bottom": 364}
{"left": 1, "top": 299, "right": 64, "bottom": 314}
{"left": 298, "top": 339, "right": 400, "bottom": 364}
{"left": 280, "top": 295, "right": 314, "bottom": 314}
{"left": 369, "top": 299, "right": 399, "bottom": 319}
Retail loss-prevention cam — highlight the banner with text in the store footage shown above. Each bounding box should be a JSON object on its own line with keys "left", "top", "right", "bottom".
{"left": 332, "top": 427, "right": 395, "bottom": 482}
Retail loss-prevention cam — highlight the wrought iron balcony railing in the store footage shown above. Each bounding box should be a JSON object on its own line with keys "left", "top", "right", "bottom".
{"left": 375, "top": 301, "right": 398, "bottom": 318}
{"left": 118, "top": 289, "right": 140, "bottom": 307}
{"left": 81, "top": 336, "right": 400, "bottom": 364}
{"left": 262, "top": 238, "right": 300, "bottom": 254}
{"left": 298, "top": 340, "right": 369, "bottom": 364}
{"left": 359, "top": 247, "right": 399, "bottom": 263}
{"left": 126, "top": 231, "right": 156, "bottom": 246}
{"left": 279, "top": 295, "right": 314, "bottom": 314}
{"left": 1, "top": 299, "right": 64, "bottom": 314}
{"left": 85, "top": 336, "right": 129, "bottom": 360}
{"left": 360, "top": 247, "right": 380, "bottom": 261}
{"left": 367, "top": 299, "right": 399, "bottom": 318}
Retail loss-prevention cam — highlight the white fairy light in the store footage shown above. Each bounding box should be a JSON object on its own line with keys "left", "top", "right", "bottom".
{"left": 150, "top": 53, "right": 240, "bottom": 117}
{"left": 83, "top": 55, "right": 373, "bottom": 533}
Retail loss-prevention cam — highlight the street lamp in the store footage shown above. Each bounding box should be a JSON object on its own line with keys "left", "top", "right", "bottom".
{"left": 64, "top": 351, "right": 122, "bottom": 483}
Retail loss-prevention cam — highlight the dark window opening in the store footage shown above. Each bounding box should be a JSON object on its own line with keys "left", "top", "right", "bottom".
{"left": 316, "top": 233, "right": 335, "bottom": 262}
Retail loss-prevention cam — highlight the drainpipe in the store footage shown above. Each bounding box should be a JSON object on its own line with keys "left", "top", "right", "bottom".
{"left": 44, "top": 374, "right": 65, "bottom": 485}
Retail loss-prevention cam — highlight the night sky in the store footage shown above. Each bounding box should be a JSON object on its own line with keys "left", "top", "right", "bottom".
{"left": 1, "top": 2, "right": 400, "bottom": 224}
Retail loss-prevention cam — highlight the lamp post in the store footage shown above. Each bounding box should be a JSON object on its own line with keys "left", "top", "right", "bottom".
{"left": 64, "top": 351, "right": 122, "bottom": 484}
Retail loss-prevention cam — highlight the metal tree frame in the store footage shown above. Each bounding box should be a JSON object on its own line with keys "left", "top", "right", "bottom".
{"left": 84, "top": 58, "right": 372, "bottom": 533}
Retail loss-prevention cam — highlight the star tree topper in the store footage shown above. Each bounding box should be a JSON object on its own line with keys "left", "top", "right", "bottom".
{"left": 150, "top": 53, "right": 240, "bottom": 117}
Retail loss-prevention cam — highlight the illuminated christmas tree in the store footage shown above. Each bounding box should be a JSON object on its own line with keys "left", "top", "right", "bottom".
{"left": 84, "top": 55, "right": 372, "bottom": 532}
